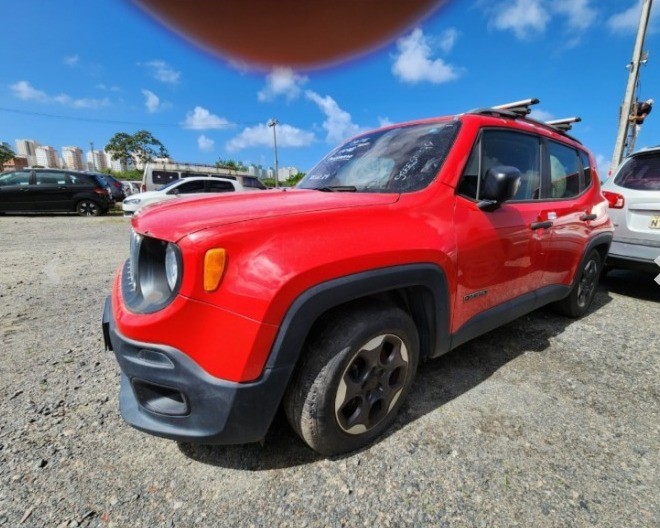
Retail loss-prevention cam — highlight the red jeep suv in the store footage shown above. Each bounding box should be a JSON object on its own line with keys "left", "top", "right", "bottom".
{"left": 102, "top": 99, "right": 613, "bottom": 455}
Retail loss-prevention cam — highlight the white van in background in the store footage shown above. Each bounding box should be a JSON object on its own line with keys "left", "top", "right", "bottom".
{"left": 141, "top": 161, "right": 267, "bottom": 192}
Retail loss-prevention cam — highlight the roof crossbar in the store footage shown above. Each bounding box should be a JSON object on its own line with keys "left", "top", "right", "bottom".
{"left": 491, "top": 98, "right": 540, "bottom": 117}
{"left": 545, "top": 117, "right": 581, "bottom": 132}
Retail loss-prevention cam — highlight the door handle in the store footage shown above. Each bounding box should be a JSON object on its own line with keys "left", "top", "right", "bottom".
{"left": 531, "top": 220, "right": 553, "bottom": 230}
{"left": 580, "top": 213, "right": 597, "bottom": 221}
{"left": 20, "top": 188, "right": 30, "bottom": 192}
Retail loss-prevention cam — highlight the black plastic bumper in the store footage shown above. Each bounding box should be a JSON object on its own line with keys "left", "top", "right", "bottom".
{"left": 102, "top": 296, "right": 293, "bottom": 444}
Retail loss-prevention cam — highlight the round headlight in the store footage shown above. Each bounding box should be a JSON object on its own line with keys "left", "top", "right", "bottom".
{"left": 164, "top": 243, "right": 180, "bottom": 291}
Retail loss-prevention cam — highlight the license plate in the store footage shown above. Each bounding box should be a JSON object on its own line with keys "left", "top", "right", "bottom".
{"left": 650, "top": 216, "right": 660, "bottom": 229}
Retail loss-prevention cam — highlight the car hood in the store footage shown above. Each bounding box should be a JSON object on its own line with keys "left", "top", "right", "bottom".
{"left": 132, "top": 188, "right": 400, "bottom": 241}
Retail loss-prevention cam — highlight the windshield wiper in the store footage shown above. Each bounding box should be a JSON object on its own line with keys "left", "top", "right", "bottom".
{"left": 316, "top": 185, "right": 357, "bottom": 192}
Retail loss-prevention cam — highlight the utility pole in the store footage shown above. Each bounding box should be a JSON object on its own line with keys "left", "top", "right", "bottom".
{"left": 610, "top": 0, "right": 653, "bottom": 174}
{"left": 268, "top": 119, "right": 279, "bottom": 188}
{"left": 90, "top": 141, "right": 97, "bottom": 171}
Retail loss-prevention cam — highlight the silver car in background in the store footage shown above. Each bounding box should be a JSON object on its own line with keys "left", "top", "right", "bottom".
{"left": 601, "top": 147, "right": 660, "bottom": 273}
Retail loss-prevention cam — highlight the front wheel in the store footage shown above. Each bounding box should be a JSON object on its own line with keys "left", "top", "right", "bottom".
{"left": 76, "top": 199, "right": 101, "bottom": 216}
{"left": 284, "top": 302, "right": 419, "bottom": 456}
{"left": 553, "top": 249, "right": 602, "bottom": 317}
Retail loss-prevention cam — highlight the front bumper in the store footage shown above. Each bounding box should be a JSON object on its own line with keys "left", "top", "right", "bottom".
{"left": 102, "top": 296, "right": 293, "bottom": 444}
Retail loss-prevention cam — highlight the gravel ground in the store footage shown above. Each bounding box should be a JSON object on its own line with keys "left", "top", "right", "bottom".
{"left": 0, "top": 214, "right": 658, "bottom": 528}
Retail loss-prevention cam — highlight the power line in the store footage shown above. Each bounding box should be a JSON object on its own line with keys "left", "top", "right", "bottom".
{"left": 0, "top": 105, "right": 263, "bottom": 129}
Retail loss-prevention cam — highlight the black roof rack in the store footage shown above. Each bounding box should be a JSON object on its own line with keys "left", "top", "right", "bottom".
{"left": 545, "top": 117, "right": 581, "bottom": 132}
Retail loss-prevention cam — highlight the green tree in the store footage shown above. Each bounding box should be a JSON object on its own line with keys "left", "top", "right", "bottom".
{"left": 216, "top": 158, "right": 247, "bottom": 172}
{"left": 105, "top": 130, "right": 169, "bottom": 166}
{"left": 0, "top": 144, "right": 15, "bottom": 170}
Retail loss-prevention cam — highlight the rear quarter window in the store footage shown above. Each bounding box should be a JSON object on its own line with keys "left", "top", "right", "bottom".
{"left": 614, "top": 155, "right": 660, "bottom": 191}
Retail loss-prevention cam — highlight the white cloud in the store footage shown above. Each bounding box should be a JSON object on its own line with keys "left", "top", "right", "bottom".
{"left": 143, "top": 60, "right": 180, "bottom": 84}
{"left": 378, "top": 117, "right": 394, "bottom": 128}
{"left": 198, "top": 135, "right": 215, "bottom": 152}
{"left": 142, "top": 89, "right": 160, "bottom": 113}
{"left": 182, "top": 106, "right": 230, "bottom": 130}
{"left": 96, "top": 84, "right": 121, "bottom": 92}
{"left": 529, "top": 109, "right": 554, "bottom": 121}
{"left": 11, "top": 80, "right": 48, "bottom": 102}
{"left": 490, "top": 0, "right": 550, "bottom": 39}
{"left": 438, "top": 28, "right": 459, "bottom": 53}
{"left": 391, "top": 28, "right": 460, "bottom": 85}
{"left": 484, "top": 0, "right": 599, "bottom": 40}
{"left": 608, "top": 1, "right": 659, "bottom": 33}
{"left": 63, "top": 54, "right": 79, "bottom": 67}
{"left": 553, "top": 0, "right": 597, "bottom": 30}
{"left": 226, "top": 123, "right": 315, "bottom": 152}
{"left": 305, "top": 91, "right": 363, "bottom": 144}
{"left": 11, "top": 80, "right": 110, "bottom": 109}
{"left": 258, "top": 68, "right": 308, "bottom": 102}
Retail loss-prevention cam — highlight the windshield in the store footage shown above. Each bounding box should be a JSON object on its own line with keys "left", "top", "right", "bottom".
{"left": 614, "top": 154, "right": 660, "bottom": 191}
{"left": 298, "top": 121, "right": 460, "bottom": 193}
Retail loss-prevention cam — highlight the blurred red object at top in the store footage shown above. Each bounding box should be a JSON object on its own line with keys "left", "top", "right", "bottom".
{"left": 132, "top": 0, "right": 447, "bottom": 70}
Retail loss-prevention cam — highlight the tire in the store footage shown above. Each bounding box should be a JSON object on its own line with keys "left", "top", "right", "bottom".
{"left": 553, "top": 249, "right": 602, "bottom": 318}
{"left": 283, "top": 302, "right": 419, "bottom": 456}
{"left": 76, "top": 199, "right": 101, "bottom": 216}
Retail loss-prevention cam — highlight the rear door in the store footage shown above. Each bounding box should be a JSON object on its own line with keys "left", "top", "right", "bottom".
{"left": 0, "top": 170, "right": 33, "bottom": 211}
{"left": 538, "top": 141, "right": 594, "bottom": 286}
{"left": 33, "top": 170, "right": 73, "bottom": 211}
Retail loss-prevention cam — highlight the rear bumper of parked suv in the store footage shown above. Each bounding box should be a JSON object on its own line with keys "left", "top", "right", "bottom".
{"left": 102, "top": 296, "right": 292, "bottom": 444}
{"left": 607, "top": 239, "right": 660, "bottom": 273}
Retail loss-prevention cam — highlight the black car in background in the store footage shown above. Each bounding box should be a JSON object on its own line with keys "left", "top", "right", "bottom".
{"left": 0, "top": 168, "right": 114, "bottom": 216}
{"left": 91, "top": 172, "right": 126, "bottom": 202}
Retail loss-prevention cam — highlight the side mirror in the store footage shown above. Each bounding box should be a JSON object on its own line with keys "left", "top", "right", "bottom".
{"left": 478, "top": 166, "right": 521, "bottom": 210}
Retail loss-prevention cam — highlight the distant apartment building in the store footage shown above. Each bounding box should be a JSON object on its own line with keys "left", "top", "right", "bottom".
{"left": 35, "top": 146, "right": 59, "bottom": 168}
{"left": 62, "top": 146, "right": 84, "bottom": 170}
{"left": 87, "top": 149, "right": 107, "bottom": 171}
{"left": 277, "top": 166, "right": 299, "bottom": 181}
{"left": 103, "top": 151, "right": 136, "bottom": 172}
{"left": 15, "top": 139, "right": 40, "bottom": 166}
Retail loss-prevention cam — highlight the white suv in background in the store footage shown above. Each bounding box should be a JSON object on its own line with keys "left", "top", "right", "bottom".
{"left": 602, "top": 147, "right": 660, "bottom": 273}
{"left": 122, "top": 176, "right": 244, "bottom": 216}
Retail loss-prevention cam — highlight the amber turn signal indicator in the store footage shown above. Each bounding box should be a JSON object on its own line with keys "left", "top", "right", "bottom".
{"left": 204, "top": 249, "right": 227, "bottom": 292}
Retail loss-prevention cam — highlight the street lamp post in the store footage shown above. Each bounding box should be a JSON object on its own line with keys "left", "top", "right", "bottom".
{"left": 90, "top": 141, "right": 97, "bottom": 171}
{"left": 268, "top": 119, "right": 279, "bottom": 187}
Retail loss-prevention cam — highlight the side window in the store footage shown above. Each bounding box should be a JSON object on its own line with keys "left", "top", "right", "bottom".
{"left": 152, "top": 170, "right": 178, "bottom": 185}
{"left": 36, "top": 171, "right": 66, "bottom": 185}
{"left": 172, "top": 181, "right": 205, "bottom": 194}
{"left": 182, "top": 172, "right": 208, "bottom": 179}
{"left": 579, "top": 151, "right": 592, "bottom": 190}
{"left": 0, "top": 171, "right": 31, "bottom": 186}
{"left": 207, "top": 180, "right": 235, "bottom": 193}
{"left": 458, "top": 130, "right": 541, "bottom": 201}
{"left": 548, "top": 142, "right": 580, "bottom": 199}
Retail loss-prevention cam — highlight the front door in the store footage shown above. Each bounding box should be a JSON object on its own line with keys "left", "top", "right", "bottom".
{"left": 453, "top": 129, "right": 550, "bottom": 332}
{"left": 0, "top": 170, "right": 33, "bottom": 212}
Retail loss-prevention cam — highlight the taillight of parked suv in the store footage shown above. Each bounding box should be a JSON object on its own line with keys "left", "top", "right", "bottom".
{"left": 602, "top": 191, "right": 625, "bottom": 209}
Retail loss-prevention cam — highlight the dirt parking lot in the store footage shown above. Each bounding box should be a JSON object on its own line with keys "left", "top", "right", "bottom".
{"left": 0, "top": 215, "right": 658, "bottom": 528}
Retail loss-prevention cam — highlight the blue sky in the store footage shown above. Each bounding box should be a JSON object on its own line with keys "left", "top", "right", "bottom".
{"left": 2, "top": 0, "right": 659, "bottom": 175}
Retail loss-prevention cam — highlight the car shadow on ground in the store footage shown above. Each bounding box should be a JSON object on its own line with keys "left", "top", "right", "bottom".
{"left": 600, "top": 269, "right": 660, "bottom": 302}
{"left": 179, "top": 286, "right": 618, "bottom": 470}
